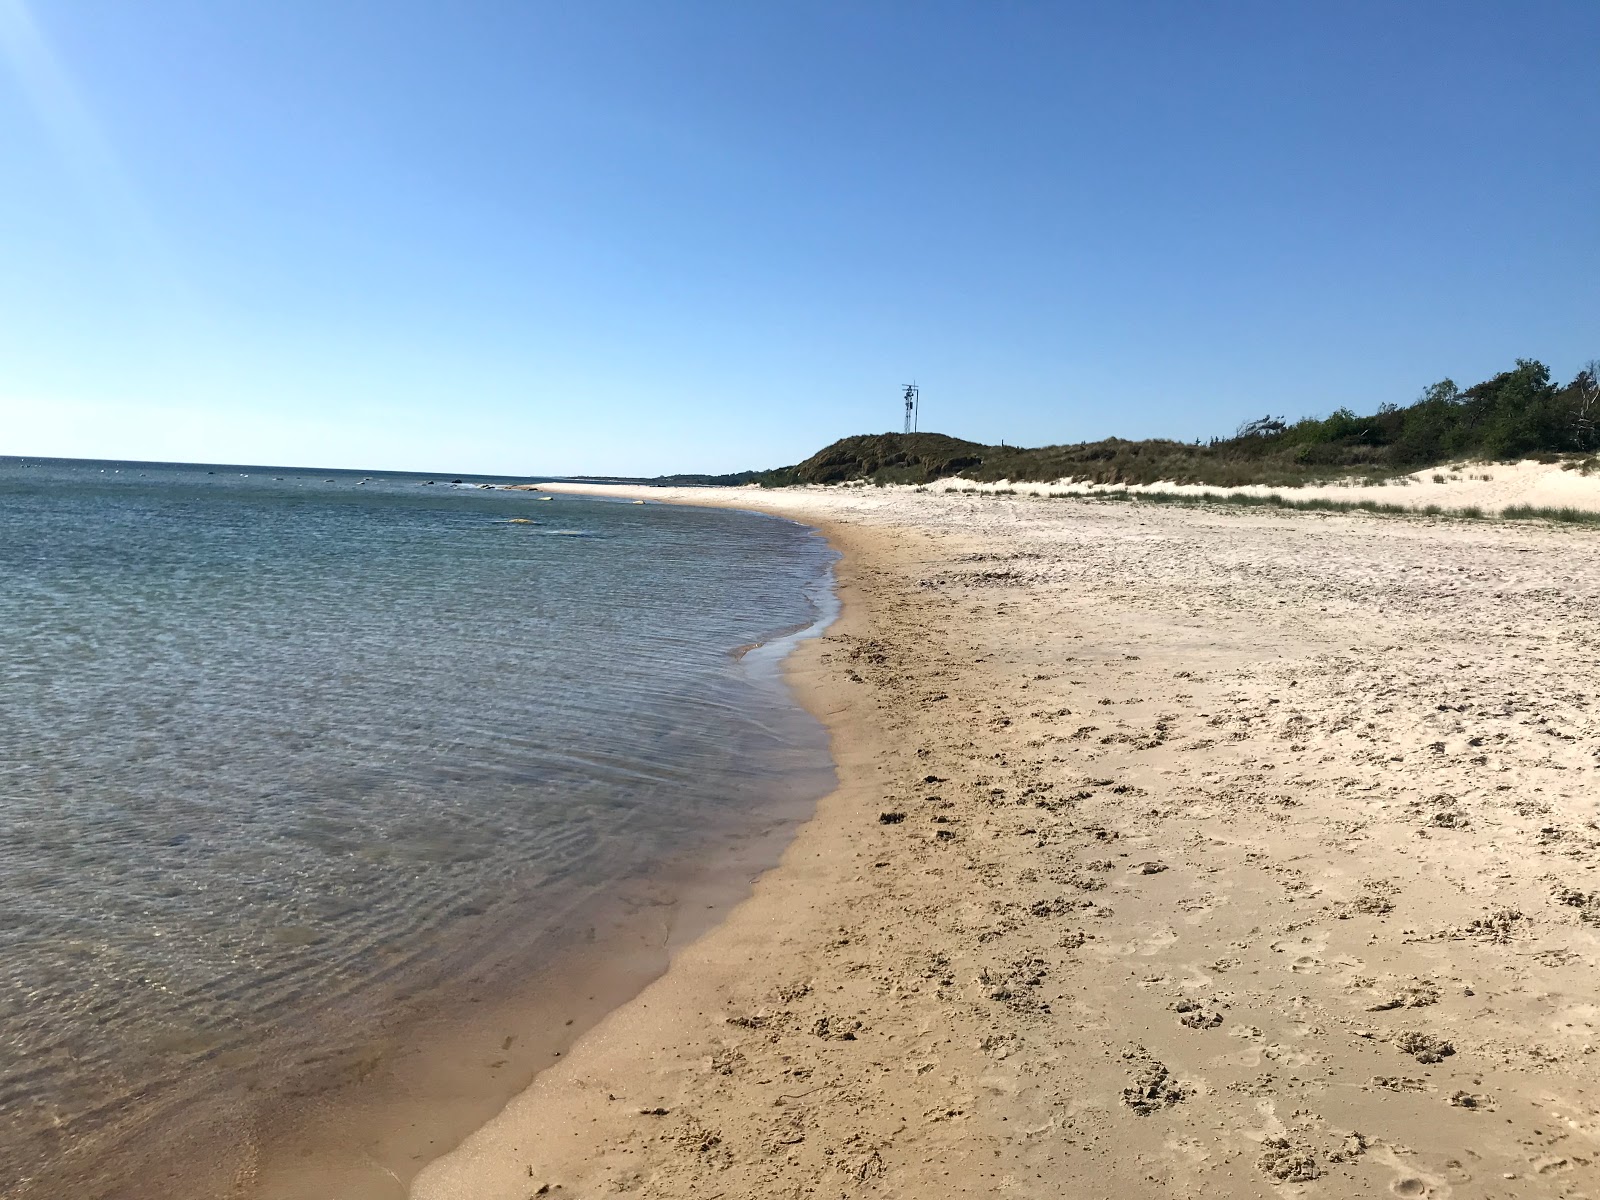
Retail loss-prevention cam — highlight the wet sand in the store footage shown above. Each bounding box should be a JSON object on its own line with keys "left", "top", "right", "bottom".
{"left": 22, "top": 817, "right": 813, "bottom": 1200}
{"left": 415, "top": 484, "right": 1600, "bottom": 1198}
{"left": 241, "top": 819, "right": 814, "bottom": 1200}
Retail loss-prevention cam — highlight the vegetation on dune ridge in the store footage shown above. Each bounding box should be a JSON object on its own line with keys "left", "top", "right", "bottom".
{"left": 667, "top": 358, "right": 1600, "bottom": 489}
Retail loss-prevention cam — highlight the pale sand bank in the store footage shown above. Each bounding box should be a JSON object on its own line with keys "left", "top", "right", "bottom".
{"left": 415, "top": 485, "right": 1600, "bottom": 1198}
{"left": 918, "top": 457, "right": 1600, "bottom": 515}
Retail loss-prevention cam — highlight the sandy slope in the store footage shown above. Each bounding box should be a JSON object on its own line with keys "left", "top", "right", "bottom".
{"left": 413, "top": 487, "right": 1600, "bottom": 1199}
{"left": 921, "top": 458, "right": 1600, "bottom": 515}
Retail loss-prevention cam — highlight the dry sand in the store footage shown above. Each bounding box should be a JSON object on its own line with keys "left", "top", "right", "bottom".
{"left": 923, "top": 458, "right": 1600, "bottom": 515}
{"left": 413, "top": 485, "right": 1600, "bottom": 1198}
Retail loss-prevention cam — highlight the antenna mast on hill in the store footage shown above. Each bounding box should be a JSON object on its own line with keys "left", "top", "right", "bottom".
{"left": 902, "top": 383, "right": 920, "bottom": 435}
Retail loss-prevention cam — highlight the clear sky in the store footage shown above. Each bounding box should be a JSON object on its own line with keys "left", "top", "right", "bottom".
{"left": 3, "top": 1, "right": 1596, "bottom": 476}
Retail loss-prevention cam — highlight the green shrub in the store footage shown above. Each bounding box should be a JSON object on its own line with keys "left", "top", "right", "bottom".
{"left": 697, "top": 359, "right": 1598, "bottom": 491}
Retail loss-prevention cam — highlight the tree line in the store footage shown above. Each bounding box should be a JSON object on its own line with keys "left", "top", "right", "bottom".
{"left": 647, "top": 358, "right": 1600, "bottom": 489}
{"left": 1227, "top": 359, "right": 1600, "bottom": 467}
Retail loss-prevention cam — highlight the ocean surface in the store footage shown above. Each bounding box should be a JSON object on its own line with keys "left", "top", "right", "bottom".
{"left": 0, "top": 457, "right": 836, "bottom": 1198}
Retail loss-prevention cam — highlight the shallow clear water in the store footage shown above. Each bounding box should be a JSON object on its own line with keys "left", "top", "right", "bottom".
{"left": 0, "top": 457, "right": 835, "bottom": 1197}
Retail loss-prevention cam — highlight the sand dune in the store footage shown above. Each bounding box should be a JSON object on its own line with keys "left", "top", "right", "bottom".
{"left": 414, "top": 485, "right": 1600, "bottom": 1198}
{"left": 920, "top": 457, "right": 1600, "bottom": 515}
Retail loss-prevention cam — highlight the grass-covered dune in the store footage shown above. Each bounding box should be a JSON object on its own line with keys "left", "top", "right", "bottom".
{"left": 669, "top": 358, "right": 1600, "bottom": 489}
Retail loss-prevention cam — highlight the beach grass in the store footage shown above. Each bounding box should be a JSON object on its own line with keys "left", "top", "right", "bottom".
{"left": 931, "top": 481, "right": 1600, "bottom": 529}
{"left": 1066, "top": 488, "right": 1600, "bottom": 526}
{"left": 1500, "top": 504, "right": 1600, "bottom": 525}
{"left": 1026, "top": 487, "right": 1522, "bottom": 522}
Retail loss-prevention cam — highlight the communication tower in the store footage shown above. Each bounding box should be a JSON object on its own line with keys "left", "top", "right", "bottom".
{"left": 902, "top": 383, "right": 920, "bottom": 435}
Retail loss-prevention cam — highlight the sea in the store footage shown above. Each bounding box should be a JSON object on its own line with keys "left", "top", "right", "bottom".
{"left": 0, "top": 456, "right": 837, "bottom": 1199}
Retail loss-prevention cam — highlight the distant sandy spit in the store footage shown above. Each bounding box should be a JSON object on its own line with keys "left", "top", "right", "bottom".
{"left": 413, "top": 484, "right": 1600, "bottom": 1198}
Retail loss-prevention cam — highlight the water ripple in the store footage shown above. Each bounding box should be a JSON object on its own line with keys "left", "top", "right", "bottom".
{"left": 0, "top": 459, "right": 835, "bottom": 1196}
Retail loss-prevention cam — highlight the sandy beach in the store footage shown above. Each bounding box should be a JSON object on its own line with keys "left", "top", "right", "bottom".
{"left": 414, "top": 485, "right": 1600, "bottom": 1198}
{"left": 920, "top": 458, "right": 1600, "bottom": 516}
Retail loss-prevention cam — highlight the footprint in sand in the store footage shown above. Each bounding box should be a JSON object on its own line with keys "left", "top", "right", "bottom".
{"left": 1370, "top": 1144, "right": 1450, "bottom": 1194}
{"left": 1086, "top": 924, "right": 1179, "bottom": 959}
{"left": 1254, "top": 1042, "right": 1320, "bottom": 1068}
{"left": 1269, "top": 930, "right": 1331, "bottom": 973}
{"left": 1387, "top": 1161, "right": 1465, "bottom": 1197}
{"left": 1546, "top": 1001, "right": 1600, "bottom": 1045}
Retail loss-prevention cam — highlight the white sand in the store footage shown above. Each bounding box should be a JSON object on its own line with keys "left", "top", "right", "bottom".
{"left": 413, "top": 484, "right": 1600, "bottom": 1198}
{"left": 911, "top": 457, "right": 1600, "bottom": 514}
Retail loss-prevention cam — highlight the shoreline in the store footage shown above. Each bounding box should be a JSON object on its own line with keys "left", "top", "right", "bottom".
{"left": 410, "top": 492, "right": 887, "bottom": 1198}
{"left": 23, "top": 781, "right": 822, "bottom": 1200}
{"left": 2, "top": 489, "right": 839, "bottom": 1200}
{"left": 414, "top": 482, "right": 1600, "bottom": 1197}
{"left": 232, "top": 509, "right": 842, "bottom": 1200}
{"left": 240, "top": 813, "right": 820, "bottom": 1200}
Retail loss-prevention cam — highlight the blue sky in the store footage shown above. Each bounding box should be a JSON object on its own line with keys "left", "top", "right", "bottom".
{"left": 3, "top": 1, "right": 1596, "bottom": 475}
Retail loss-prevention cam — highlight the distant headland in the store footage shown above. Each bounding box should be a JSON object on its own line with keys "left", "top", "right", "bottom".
{"left": 619, "top": 358, "right": 1598, "bottom": 490}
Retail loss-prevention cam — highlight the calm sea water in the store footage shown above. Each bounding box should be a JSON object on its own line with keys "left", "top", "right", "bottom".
{"left": 0, "top": 457, "right": 835, "bottom": 1197}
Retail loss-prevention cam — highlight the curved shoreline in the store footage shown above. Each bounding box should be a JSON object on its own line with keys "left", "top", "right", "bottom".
{"left": 231, "top": 499, "right": 842, "bottom": 1200}
{"left": 408, "top": 488, "right": 879, "bottom": 1199}
{"left": 2, "top": 488, "right": 839, "bottom": 1200}
{"left": 413, "top": 481, "right": 1600, "bottom": 1198}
